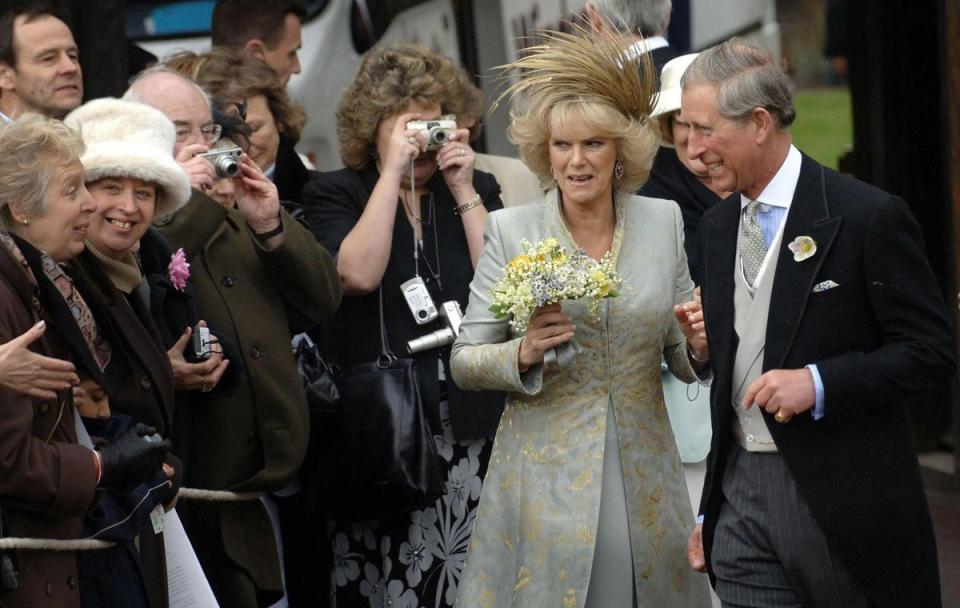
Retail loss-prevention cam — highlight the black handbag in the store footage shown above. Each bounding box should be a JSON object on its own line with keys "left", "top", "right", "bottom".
{"left": 293, "top": 332, "right": 340, "bottom": 412}
{"left": 310, "top": 288, "right": 444, "bottom": 521}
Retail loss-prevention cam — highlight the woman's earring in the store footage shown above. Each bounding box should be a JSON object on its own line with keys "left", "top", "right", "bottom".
{"left": 19, "top": 218, "right": 29, "bottom": 226}
{"left": 614, "top": 159, "right": 624, "bottom": 181}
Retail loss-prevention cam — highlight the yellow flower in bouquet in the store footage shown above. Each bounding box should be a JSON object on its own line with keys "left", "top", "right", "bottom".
{"left": 489, "top": 238, "right": 621, "bottom": 331}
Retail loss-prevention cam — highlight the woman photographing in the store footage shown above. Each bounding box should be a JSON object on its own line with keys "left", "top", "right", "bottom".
{"left": 302, "top": 44, "right": 504, "bottom": 607}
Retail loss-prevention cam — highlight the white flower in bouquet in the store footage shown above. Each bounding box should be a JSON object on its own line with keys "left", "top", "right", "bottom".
{"left": 488, "top": 238, "right": 621, "bottom": 332}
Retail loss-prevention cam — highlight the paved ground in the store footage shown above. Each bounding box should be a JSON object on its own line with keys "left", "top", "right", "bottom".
{"left": 928, "top": 483, "right": 960, "bottom": 606}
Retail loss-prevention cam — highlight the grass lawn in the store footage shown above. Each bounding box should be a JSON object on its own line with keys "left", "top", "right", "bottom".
{"left": 791, "top": 87, "right": 852, "bottom": 170}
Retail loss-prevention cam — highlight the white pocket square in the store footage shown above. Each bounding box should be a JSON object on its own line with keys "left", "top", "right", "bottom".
{"left": 812, "top": 280, "right": 839, "bottom": 293}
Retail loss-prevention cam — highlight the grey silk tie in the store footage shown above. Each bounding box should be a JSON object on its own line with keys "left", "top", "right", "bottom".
{"left": 740, "top": 200, "right": 767, "bottom": 286}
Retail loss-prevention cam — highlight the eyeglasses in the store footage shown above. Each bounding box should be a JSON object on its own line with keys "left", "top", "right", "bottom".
{"left": 174, "top": 123, "right": 222, "bottom": 145}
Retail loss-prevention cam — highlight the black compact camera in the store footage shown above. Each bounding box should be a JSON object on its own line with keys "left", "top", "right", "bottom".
{"left": 192, "top": 325, "right": 213, "bottom": 360}
{"left": 197, "top": 146, "right": 242, "bottom": 178}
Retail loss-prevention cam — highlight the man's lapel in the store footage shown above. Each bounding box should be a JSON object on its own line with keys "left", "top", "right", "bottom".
{"left": 701, "top": 195, "right": 740, "bottom": 365}
{"left": 764, "top": 155, "right": 842, "bottom": 369}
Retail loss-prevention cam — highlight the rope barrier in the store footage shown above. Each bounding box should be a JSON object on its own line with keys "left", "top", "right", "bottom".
{"left": 0, "top": 487, "right": 262, "bottom": 551}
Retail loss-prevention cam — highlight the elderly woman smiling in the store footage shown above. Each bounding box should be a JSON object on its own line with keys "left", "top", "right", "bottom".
{"left": 0, "top": 114, "right": 169, "bottom": 608}
{"left": 65, "top": 98, "right": 230, "bottom": 404}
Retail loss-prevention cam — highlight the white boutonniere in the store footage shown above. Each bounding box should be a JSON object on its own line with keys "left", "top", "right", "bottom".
{"left": 787, "top": 236, "right": 817, "bottom": 262}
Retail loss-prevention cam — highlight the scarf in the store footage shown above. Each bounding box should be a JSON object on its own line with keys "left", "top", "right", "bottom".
{"left": 84, "top": 239, "right": 144, "bottom": 294}
{"left": 0, "top": 232, "right": 112, "bottom": 372}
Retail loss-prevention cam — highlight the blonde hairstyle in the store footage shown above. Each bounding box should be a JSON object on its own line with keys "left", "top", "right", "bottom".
{"left": 165, "top": 48, "right": 307, "bottom": 141}
{"left": 336, "top": 44, "right": 461, "bottom": 170}
{"left": 510, "top": 95, "right": 658, "bottom": 193}
{"left": 494, "top": 26, "right": 659, "bottom": 194}
{"left": 0, "top": 113, "right": 84, "bottom": 229}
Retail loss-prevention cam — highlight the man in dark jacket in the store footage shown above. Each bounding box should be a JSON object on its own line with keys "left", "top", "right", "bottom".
{"left": 125, "top": 67, "right": 342, "bottom": 608}
{"left": 585, "top": 0, "right": 678, "bottom": 79}
{"left": 683, "top": 39, "right": 953, "bottom": 607}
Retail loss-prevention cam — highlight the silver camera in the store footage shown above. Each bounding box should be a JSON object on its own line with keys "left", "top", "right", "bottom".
{"left": 191, "top": 325, "right": 213, "bottom": 360}
{"left": 197, "top": 146, "right": 242, "bottom": 178}
{"left": 401, "top": 276, "right": 438, "bottom": 325}
{"left": 407, "top": 301, "right": 463, "bottom": 354}
{"left": 406, "top": 115, "right": 457, "bottom": 150}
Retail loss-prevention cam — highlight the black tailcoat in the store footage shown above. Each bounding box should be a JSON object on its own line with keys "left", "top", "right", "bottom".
{"left": 697, "top": 153, "right": 954, "bottom": 607}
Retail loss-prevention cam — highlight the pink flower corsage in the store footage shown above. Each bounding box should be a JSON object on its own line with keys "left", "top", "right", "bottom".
{"left": 168, "top": 248, "right": 191, "bottom": 292}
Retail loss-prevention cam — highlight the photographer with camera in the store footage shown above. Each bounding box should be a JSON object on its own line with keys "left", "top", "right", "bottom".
{"left": 301, "top": 44, "right": 505, "bottom": 608}
{"left": 165, "top": 47, "right": 311, "bottom": 211}
{"left": 122, "top": 66, "right": 341, "bottom": 608}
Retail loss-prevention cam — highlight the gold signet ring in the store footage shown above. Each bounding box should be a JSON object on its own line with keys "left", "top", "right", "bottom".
{"left": 774, "top": 410, "right": 790, "bottom": 423}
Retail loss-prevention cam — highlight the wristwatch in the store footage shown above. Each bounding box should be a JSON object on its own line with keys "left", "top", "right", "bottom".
{"left": 454, "top": 193, "right": 483, "bottom": 215}
{"left": 254, "top": 216, "right": 284, "bottom": 241}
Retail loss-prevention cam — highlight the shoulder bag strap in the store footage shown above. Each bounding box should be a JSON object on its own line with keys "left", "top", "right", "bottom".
{"left": 377, "top": 286, "right": 397, "bottom": 367}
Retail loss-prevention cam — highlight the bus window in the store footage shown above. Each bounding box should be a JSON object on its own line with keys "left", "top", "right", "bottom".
{"left": 127, "top": 0, "right": 331, "bottom": 41}
{"left": 349, "top": 0, "right": 433, "bottom": 53}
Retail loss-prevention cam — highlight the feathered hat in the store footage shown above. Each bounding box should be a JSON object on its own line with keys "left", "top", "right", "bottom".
{"left": 65, "top": 98, "right": 191, "bottom": 218}
{"left": 492, "top": 22, "right": 658, "bottom": 124}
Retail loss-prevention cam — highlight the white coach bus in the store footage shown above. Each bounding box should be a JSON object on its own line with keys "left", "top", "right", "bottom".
{"left": 129, "top": 0, "right": 779, "bottom": 170}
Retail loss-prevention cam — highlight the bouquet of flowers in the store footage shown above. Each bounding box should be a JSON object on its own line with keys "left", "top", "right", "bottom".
{"left": 489, "top": 238, "right": 621, "bottom": 332}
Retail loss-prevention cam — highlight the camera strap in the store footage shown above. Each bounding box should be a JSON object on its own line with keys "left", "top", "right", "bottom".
{"left": 408, "top": 157, "right": 420, "bottom": 278}
{"left": 405, "top": 157, "right": 442, "bottom": 290}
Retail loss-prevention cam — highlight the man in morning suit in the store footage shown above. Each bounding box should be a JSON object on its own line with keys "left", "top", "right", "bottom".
{"left": 585, "top": 0, "right": 678, "bottom": 80}
{"left": 683, "top": 39, "right": 953, "bottom": 607}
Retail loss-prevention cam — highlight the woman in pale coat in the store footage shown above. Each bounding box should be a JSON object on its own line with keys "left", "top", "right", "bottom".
{"left": 450, "top": 29, "right": 712, "bottom": 607}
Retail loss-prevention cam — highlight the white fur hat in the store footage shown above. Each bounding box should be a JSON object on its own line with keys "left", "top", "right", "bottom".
{"left": 64, "top": 98, "right": 191, "bottom": 217}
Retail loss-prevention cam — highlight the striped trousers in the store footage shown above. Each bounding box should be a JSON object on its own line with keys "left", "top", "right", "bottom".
{"left": 711, "top": 446, "right": 873, "bottom": 608}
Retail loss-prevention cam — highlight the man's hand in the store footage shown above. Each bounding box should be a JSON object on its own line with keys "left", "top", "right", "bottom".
{"left": 166, "top": 323, "right": 229, "bottom": 392}
{"left": 674, "top": 286, "right": 708, "bottom": 362}
{"left": 175, "top": 143, "right": 215, "bottom": 191}
{"left": 233, "top": 153, "right": 281, "bottom": 236}
{"left": 688, "top": 523, "right": 707, "bottom": 572}
{"left": 742, "top": 368, "right": 815, "bottom": 421}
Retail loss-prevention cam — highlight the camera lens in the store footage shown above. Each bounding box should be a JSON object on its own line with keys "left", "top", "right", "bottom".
{"left": 216, "top": 157, "right": 240, "bottom": 178}
{"left": 417, "top": 310, "right": 428, "bottom": 320}
{"left": 431, "top": 129, "right": 448, "bottom": 145}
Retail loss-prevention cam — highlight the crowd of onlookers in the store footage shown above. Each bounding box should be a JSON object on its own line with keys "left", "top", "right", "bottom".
{"left": 1, "top": 1, "right": 953, "bottom": 608}
{"left": 0, "top": 3, "right": 345, "bottom": 607}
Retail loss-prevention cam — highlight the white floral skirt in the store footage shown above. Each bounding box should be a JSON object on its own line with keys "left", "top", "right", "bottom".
{"left": 330, "top": 400, "right": 492, "bottom": 608}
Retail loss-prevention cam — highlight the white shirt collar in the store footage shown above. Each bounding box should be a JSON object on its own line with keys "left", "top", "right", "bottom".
{"left": 623, "top": 36, "right": 669, "bottom": 61}
{"left": 740, "top": 144, "right": 802, "bottom": 210}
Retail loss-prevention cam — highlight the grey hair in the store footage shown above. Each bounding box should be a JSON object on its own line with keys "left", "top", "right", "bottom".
{"left": 590, "top": 0, "right": 671, "bottom": 37}
{"left": 123, "top": 65, "right": 213, "bottom": 111}
{"left": 681, "top": 38, "right": 796, "bottom": 129}
{"left": 0, "top": 113, "right": 85, "bottom": 229}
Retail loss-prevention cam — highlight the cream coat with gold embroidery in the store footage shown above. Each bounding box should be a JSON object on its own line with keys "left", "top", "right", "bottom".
{"left": 451, "top": 191, "right": 711, "bottom": 608}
